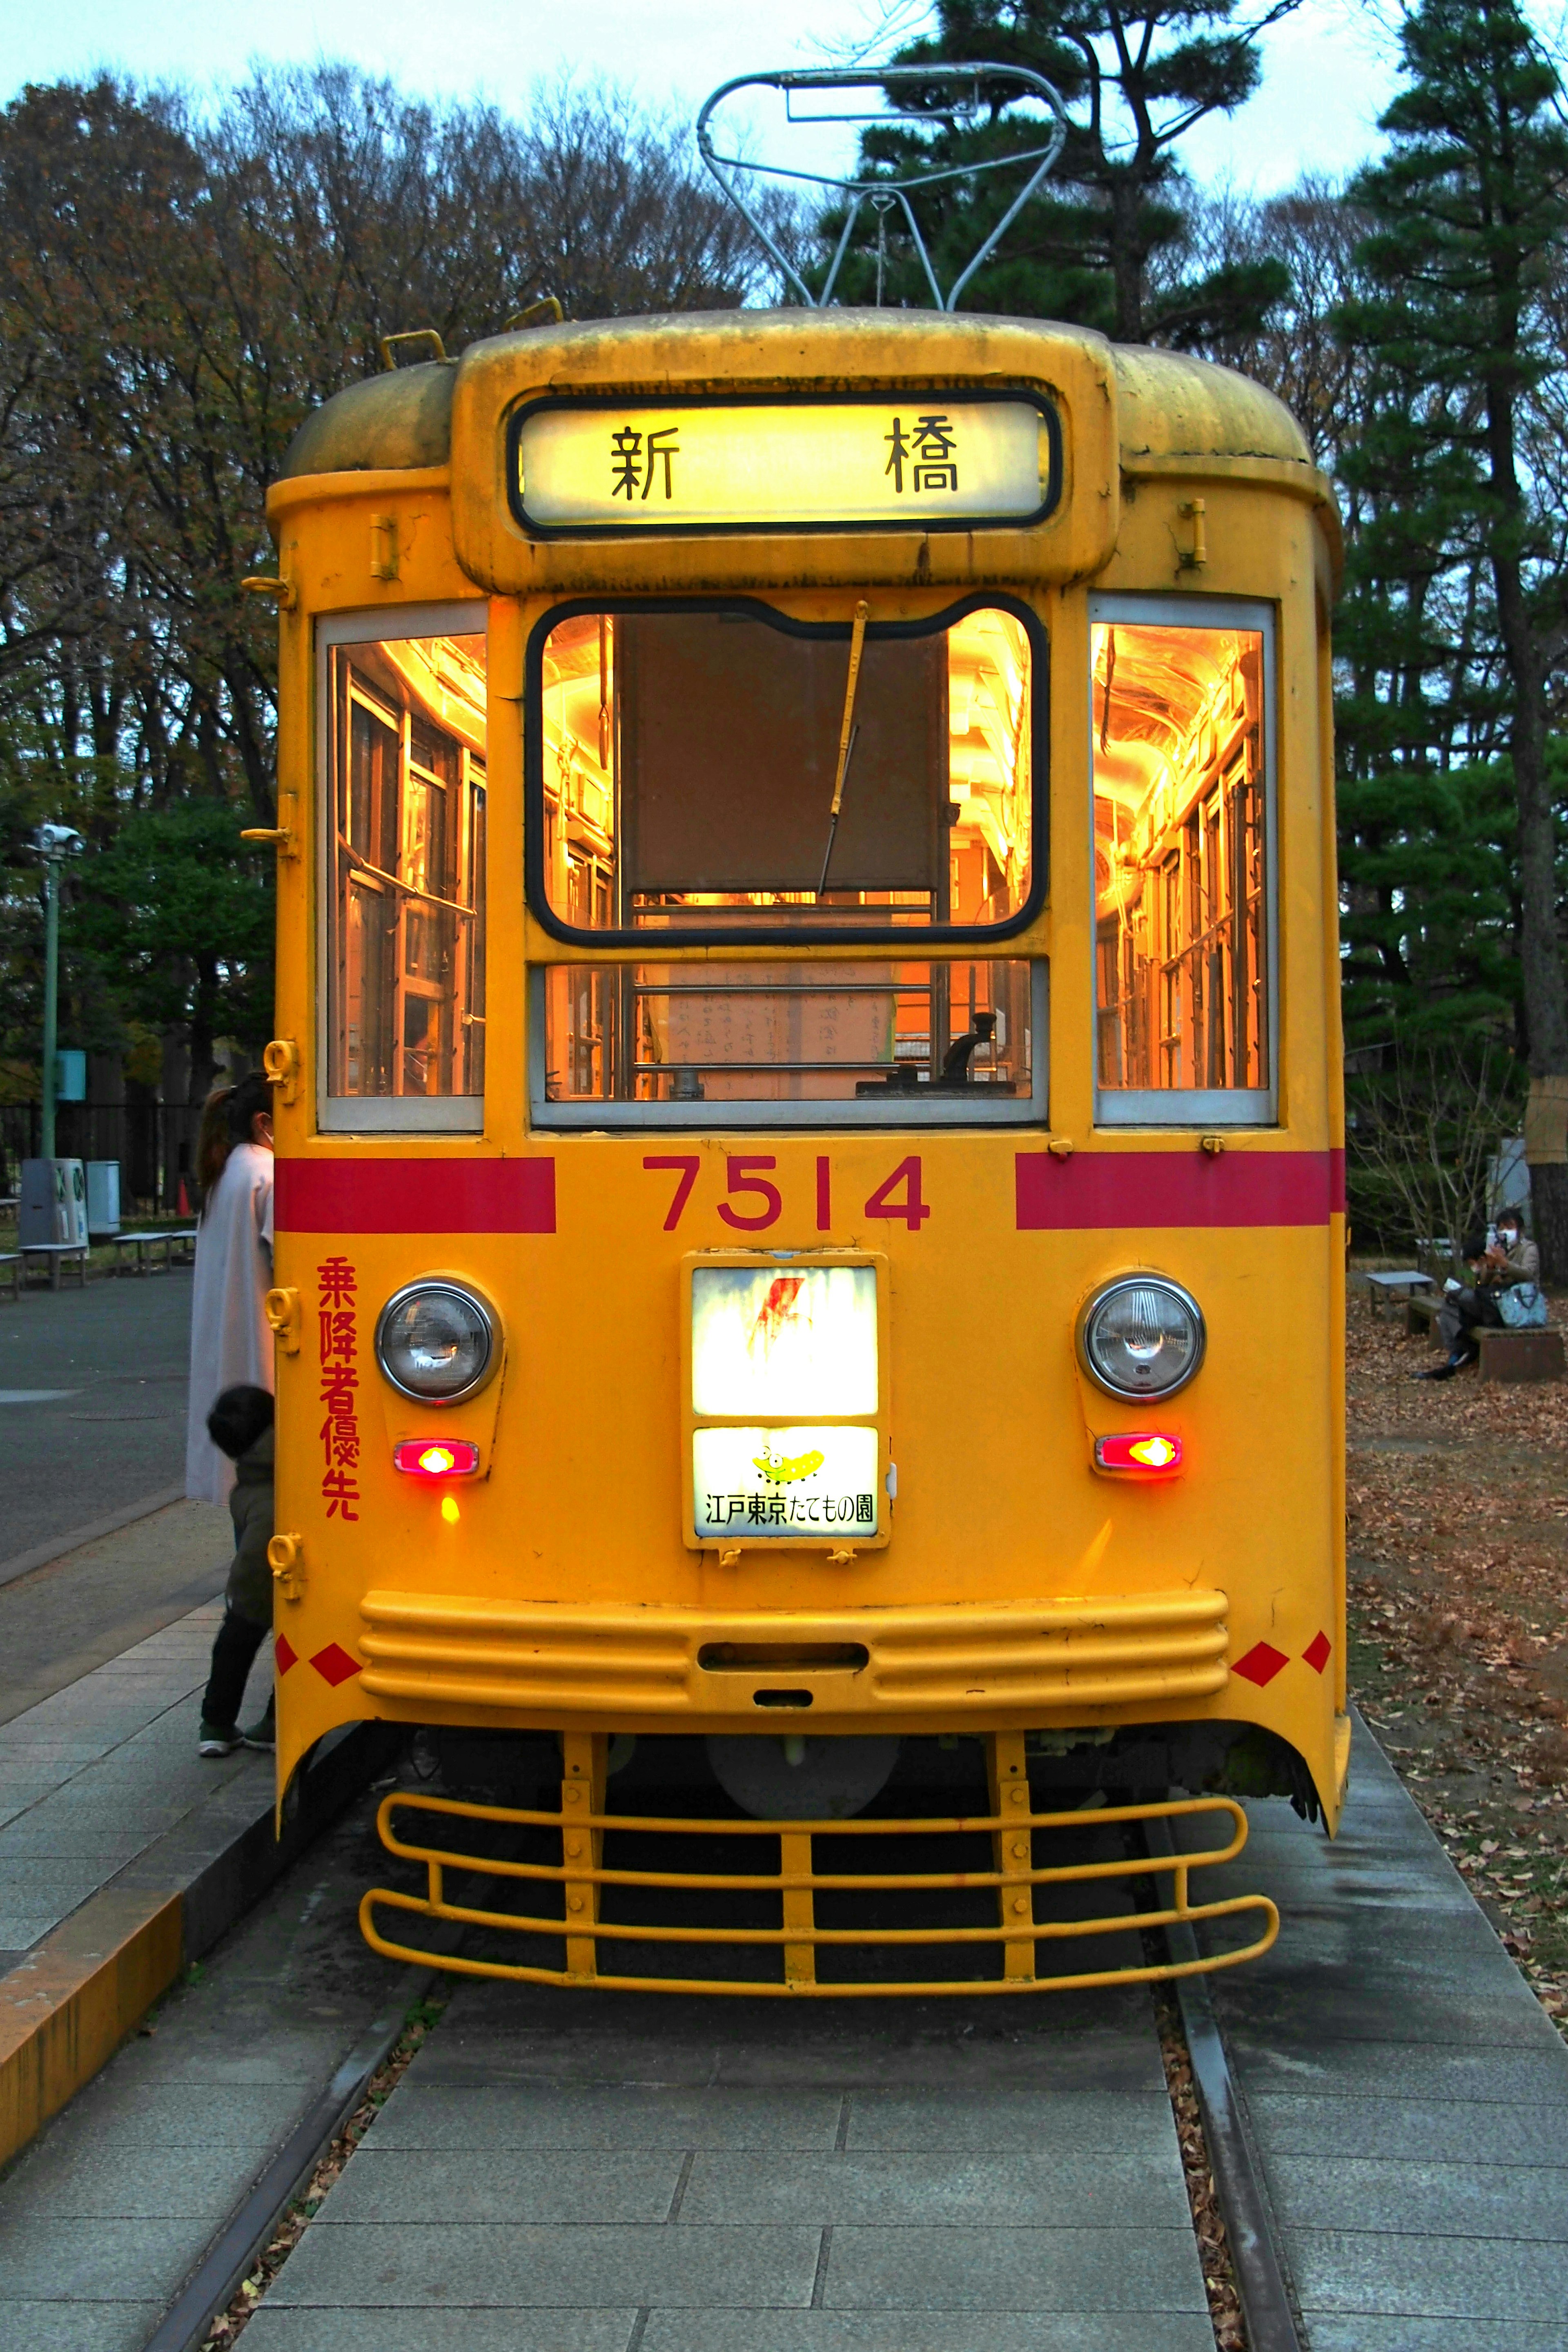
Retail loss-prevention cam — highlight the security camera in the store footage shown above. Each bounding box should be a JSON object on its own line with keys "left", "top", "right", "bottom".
{"left": 33, "top": 822, "right": 85, "bottom": 859}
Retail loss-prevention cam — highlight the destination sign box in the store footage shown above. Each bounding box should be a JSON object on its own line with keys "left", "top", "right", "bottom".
{"left": 510, "top": 394, "right": 1059, "bottom": 536}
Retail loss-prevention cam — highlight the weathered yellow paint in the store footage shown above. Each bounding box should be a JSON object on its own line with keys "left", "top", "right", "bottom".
{"left": 357, "top": 1778, "right": 1280, "bottom": 1997}
{"left": 0, "top": 1887, "right": 182, "bottom": 2167}
{"left": 262, "top": 307, "right": 1348, "bottom": 1892}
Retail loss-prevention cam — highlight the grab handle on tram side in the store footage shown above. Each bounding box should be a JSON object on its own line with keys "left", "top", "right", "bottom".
{"left": 241, "top": 575, "right": 297, "bottom": 610}
{"left": 265, "top": 1287, "right": 301, "bottom": 1355}
{"left": 263, "top": 1038, "right": 300, "bottom": 1107}
{"left": 268, "top": 1533, "right": 305, "bottom": 1603}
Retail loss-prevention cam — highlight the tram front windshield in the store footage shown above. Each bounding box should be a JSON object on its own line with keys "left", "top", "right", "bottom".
{"left": 538, "top": 603, "right": 1032, "bottom": 935}
{"left": 536, "top": 602, "right": 1036, "bottom": 1107}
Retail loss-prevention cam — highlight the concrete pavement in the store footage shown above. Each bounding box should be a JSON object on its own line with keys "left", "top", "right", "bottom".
{"left": 1178, "top": 1716, "right": 1568, "bottom": 2347}
{"left": 0, "top": 1269, "right": 193, "bottom": 1570}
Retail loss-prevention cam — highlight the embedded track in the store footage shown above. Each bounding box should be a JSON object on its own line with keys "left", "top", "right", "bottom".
{"left": 129, "top": 1747, "right": 1301, "bottom": 2352}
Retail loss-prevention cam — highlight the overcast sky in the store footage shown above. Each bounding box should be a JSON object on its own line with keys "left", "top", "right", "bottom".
{"left": 1, "top": 1, "right": 1562, "bottom": 198}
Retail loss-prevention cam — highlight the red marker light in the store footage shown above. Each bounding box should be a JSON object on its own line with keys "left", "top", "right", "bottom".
{"left": 393, "top": 1440, "right": 479, "bottom": 1478}
{"left": 1094, "top": 1432, "right": 1183, "bottom": 1475}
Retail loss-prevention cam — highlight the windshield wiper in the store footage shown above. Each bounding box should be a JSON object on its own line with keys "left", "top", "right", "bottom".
{"left": 818, "top": 599, "right": 870, "bottom": 898}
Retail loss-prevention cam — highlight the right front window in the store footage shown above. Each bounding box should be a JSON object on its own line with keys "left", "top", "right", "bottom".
{"left": 1091, "top": 604, "right": 1274, "bottom": 1123}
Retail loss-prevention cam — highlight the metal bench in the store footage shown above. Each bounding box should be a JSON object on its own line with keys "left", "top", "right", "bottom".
{"left": 113, "top": 1227, "right": 199, "bottom": 1274}
{"left": 21, "top": 1242, "right": 89, "bottom": 1291}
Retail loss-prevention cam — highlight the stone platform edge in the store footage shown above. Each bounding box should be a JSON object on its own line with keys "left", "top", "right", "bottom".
{"left": 0, "top": 1721, "right": 395, "bottom": 2169}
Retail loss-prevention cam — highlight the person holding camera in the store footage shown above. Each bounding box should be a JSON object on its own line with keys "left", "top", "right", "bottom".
{"left": 1417, "top": 1209, "right": 1541, "bottom": 1381}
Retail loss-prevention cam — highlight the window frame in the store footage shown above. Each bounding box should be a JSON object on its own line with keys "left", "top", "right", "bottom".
{"left": 1088, "top": 592, "right": 1279, "bottom": 1130}
{"left": 316, "top": 602, "right": 489, "bottom": 1136}
{"left": 523, "top": 591, "right": 1049, "bottom": 952}
{"left": 528, "top": 958, "right": 1049, "bottom": 1132}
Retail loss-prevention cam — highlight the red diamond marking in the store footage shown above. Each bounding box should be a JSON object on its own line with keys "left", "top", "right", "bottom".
{"left": 310, "top": 1642, "right": 361, "bottom": 1688}
{"left": 1303, "top": 1631, "right": 1332, "bottom": 1676}
{"left": 274, "top": 1634, "right": 298, "bottom": 1675}
{"left": 1233, "top": 1640, "right": 1289, "bottom": 1688}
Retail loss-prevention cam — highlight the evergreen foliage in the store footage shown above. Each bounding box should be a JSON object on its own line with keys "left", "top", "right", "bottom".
{"left": 1332, "top": 0, "right": 1568, "bottom": 1269}
{"left": 813, "top": 2, "right": 1298, "bottom": 339}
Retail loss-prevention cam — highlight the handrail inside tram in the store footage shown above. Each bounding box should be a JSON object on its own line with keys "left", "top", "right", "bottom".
{"left": 695, "top": 65, "right": 1069, "bottom": 312}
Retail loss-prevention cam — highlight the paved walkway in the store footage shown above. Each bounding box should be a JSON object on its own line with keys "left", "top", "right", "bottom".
{"left": 0, "top": 1788, "right": 403, "bottom": 2352}
{"left": 1181, "top": 1715, "right": 1568, "bottom": 2349}
{"left": 0, "top": 1503, "right": 245, "bottom": 1967}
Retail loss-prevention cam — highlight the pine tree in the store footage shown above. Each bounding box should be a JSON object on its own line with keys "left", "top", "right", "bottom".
{"left": 1339, "top": 0, "right": 1568, "bottom": 1275}
{"left": 815, "top": 2, "right": 1298, "bottom": 339}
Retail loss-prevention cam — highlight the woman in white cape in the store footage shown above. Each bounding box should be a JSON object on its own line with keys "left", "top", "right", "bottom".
{"left": 185, "top": 1071, "right": 275, "bottom": 1505}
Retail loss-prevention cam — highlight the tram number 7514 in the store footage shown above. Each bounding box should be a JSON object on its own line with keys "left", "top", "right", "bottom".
{"left": 643, "top": 1153, "right": 931, "bottom": 1234}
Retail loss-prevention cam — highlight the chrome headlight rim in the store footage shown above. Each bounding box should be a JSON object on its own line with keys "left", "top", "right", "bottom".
{"left": 374, "top": 1278, "right": 498, "bottom": 1407}
{"left": 1075, "top": 1273, "right": 1207, "bottom": 1402}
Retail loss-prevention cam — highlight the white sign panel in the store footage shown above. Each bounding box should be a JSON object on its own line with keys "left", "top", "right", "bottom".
{"left": 513, "top": 399, "right": 1052, "bottom": 533}
{"left": 691, "top": 1263, "right": 877, "bottom": 1419}
{"left": 693, "top": 1424, "right": 881, "bottom": 1543}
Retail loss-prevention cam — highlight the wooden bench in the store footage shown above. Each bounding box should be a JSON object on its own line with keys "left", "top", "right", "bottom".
{"left": 1406, "top": 1289, "right": 1563, "bottom": 1380}
{"left": 21, "top": 1242, "right": 89, "bottom": 1291}
{"left": 1365, "top": 1269, "right": 1437, "bottom": 1315}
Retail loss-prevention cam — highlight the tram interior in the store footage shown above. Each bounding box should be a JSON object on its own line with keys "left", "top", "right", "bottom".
{"left": 328, "top": 631, "right": 488, "bottom": 1100}
{"left": 539, "top": 606, "right": 1033, "bottom": 1104}
{"left": 1091, "top": 622, "right": 1267, "bottom": 1096}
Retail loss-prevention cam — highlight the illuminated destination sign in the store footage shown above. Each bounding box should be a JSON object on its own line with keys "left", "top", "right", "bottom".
{"left": 687, "top": 1261, "right": 883, "bottom": 1547}
{"left": 510, "top": 394, "right": 1058, "bottom": 536}
{"left": 693, "top": 1424, "right": 882, "bottom": 1543}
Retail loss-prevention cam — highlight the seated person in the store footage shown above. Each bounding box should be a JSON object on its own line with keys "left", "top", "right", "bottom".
{"left": 1418, "top": 1209, "right": 1541, "bottom": 1381}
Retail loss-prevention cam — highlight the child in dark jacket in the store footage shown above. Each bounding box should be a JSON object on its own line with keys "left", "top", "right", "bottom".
{"left": 198, "top": 1384, "right": 276, "bottom": 1757}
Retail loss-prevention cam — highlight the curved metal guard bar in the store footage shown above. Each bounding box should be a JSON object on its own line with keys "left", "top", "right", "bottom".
{"left": 360, "top": 1786, "right": 1278, "bottom": 1998}
{"left": 695, "top": 65, "right": 1068, "bottom": 312}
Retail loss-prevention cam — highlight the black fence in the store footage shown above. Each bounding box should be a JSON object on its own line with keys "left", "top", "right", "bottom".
{"left": 0, "top": 1100, "right": 203, "bottom": 1215}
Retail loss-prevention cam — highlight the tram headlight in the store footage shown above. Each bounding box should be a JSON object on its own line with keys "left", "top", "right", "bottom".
{"left": 375, "top": 1281, "right": 496, "bottom": 1404}
{"left": 1077, "top": 1276, "right": 1205, "bottom": 1401}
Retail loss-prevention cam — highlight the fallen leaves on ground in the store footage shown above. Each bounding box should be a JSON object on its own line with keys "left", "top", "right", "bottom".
{"left": 1347, "top": 1284, "right": 1568, "bottom": 2037}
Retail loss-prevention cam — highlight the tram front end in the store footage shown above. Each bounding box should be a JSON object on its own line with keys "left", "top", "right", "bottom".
{"left": 261, "top": 307, "right": 1345, "bottom": 1993}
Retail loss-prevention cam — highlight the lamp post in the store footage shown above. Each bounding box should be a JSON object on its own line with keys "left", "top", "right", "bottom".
{"left": 32, "top": 824, "right": 84, "bottom": 1160}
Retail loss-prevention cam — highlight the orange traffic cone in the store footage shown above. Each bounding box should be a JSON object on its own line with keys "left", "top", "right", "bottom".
{"left": 176, "top": 1177, "right": 191, "bottom": 1216}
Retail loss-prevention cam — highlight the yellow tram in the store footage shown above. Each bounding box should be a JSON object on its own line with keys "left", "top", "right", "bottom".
{"left": 254, "top": 293, "right": 1345, "bottom": 1996}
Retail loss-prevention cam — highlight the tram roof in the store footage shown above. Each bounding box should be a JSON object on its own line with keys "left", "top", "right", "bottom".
{"left": 277, "top": 308, "right": 1317, "bottom": 488}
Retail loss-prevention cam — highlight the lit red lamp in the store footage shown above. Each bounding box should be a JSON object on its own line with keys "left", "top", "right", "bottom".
{"left": 1093, "top": 1432, "right": 1183, "bottom": 1477}
{"left": 392, "top": 1439, "right": 480, "bottom": 1478}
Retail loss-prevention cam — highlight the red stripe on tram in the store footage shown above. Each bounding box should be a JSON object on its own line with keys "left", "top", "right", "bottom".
{"left": 275, "top": 1158, "right": 556, "bottom": 1235}
{"left": 1015, "top": 1148, "right": 1345, "bottom": 1231}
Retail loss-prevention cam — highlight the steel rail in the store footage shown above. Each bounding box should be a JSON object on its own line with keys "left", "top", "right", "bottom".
{"left": 138, "top": 1962, "right": 437, "bottom": 2352}
{"left": 1145, "top": 1814, "right": 1306, "bottom": 2352}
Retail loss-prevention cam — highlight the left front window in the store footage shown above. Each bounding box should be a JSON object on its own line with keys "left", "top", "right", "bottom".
{"left": 323, "top": 609, "right": 487, "bottom": 1128}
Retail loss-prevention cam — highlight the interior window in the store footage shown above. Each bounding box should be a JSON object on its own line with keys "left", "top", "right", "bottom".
{"left": 541, "top": 959, "right": 1032, "bottom": 1104}
{"left": 1091, "top": 619, "right": 1269, "bottom": 1101}
{"left": 327, "top": 630, "right": 487, "bottom": 1101}
{"left": 534, "top": 603, "right": 1035, "bottom": 938}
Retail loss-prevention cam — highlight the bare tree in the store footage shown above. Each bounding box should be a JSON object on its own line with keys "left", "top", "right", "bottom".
{"left": 1349, "top": 1040, "right": 1526, "bottom": 1270}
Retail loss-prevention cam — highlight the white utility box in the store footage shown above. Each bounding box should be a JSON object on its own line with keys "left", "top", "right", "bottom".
{"left": 86, "top": 1160, "right": 121, "bottom": 1238}
{"left": 20, "top": 1157, "right": 89, "bottom": 1247}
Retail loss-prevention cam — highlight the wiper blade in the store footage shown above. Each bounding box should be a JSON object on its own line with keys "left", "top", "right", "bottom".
{"left": 818, "top": 600, "right": 870, "bottom": 898}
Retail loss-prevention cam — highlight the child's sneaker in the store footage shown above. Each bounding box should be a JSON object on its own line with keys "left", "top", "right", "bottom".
{"left": 240, "top": 1702, "right": 276, "bottom": 1752}
{"left": 198, "top": 1721, "right": 241, "bottom": 1757}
